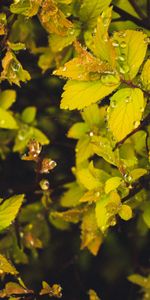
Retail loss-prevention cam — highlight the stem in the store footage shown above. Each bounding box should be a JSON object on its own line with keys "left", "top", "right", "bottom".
{"left": 128, "top": 0, "right": 146, "bottom": 19}
{"left": 113, "top": 5, "right": 150, "bottom": 29}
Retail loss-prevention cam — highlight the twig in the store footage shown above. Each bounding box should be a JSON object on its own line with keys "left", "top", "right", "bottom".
{"left": 113, "top": 112, "right": 150, "bottom": 150}
{"left": 128, "top": 0, "right": 146, "bottom": 19}
{"left": 113, "top": 5, "right": 150, "bottom": 29}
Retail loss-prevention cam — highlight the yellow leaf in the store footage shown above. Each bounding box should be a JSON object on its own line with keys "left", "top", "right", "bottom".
{"left": 76, "top": 135, "right": 94, "bottom": 165}
{"left": 107, "top": 88, "right": 145, "bottom": 141}
{"left": 92, "top": 7, "right": 116, "bottom": 67}
{"left": 141, "top": 59, "right": 150, "bottom": 91}
{"left": 67, "top": 122, "right": 89, "bottom": 139}
{"left": 119, "top": 204, "right": 132, "bottom": 221}
{"left": 112, "top": 30, "right": 148, "bottom": 79}
{"left": 105, "top": 177, "right": 122, "bottom": 194}
{"left": 39, "top": 0, "right": 72, "bottom": 35}
{"left": 0, "top": 254, "right": 18, "bottom": 275}
{"left": 81, "top": 209, "right": 103, "bottom": 255}
{"left": 88, "top": 289, "right": 101, "bottom": 300}
{"left": 54, "top": 42, "right": 113, "bottom": 81}
{"left": 0, "top": 108, "right": 18, "bottom": 129}
{"left": 61, "top": 79, "right": 119, "bottom": 110}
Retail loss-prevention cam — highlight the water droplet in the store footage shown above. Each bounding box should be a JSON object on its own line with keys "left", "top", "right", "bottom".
{"left": 118, "top": 31, "right": 126, "bottom": 38}
{"left": 136, "top": 28, "right": 143, "bottom": 32}
{"left": 40, "top": 179, "right": 49, "bottom": 191}
{"left": 133, "top": 120, "right": 140, "bottom": 128}
{"left": 112, "top": 40, "right": 119, "bottom": 47}
{"left": 120, "top": 41, "right": 126, "bottom": 48}
{"left": 140, "top": 107, "right": 144, "bottom": 112}
{"left": 62, "top": 66, "right": 66, "bottom": 71}
{"left": 111, "top": 100, "right": 116, "bottom": 108}
{"left": 117, "top": 55, "right": 125, "bottom": 62}
{"left": 125, "top": 96, "right": 131, "bottom": 103}
{"left": 101, "top": 74, "right": 119, "bottom": 85}
{"left": 89, "top": 131, "right": 94, "bottom": 137}
{"left": 110, "top": 217, "right": 116, "bottom": 226}
{"left": 11, "top": 60, "right": 20, "bottom": 72}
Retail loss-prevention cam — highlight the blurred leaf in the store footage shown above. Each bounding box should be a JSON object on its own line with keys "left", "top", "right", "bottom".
{"left": 143, "top": 202, "right": 150, "bottom": 228}
{"left": 0, "top": 194, "right": 24, "bottom": 232}
{"left": 21, "top": 106, "right": 37, "bottom": 124}
{"left": 107, "top": 88, "right": 145, "bottom": 141}
{"left": 88, "top": 289, "right": 101, "bottom": 300}
{"left": 40, "top": 281, "right": 62, "bottom": 298}
{"left": 0, "top": 108, "right": 18, "bottom": 129}
{"left": 128, "top": 274, "right": 150, "bottom": 289}
{"left": 0, "top": 13, "right": 7, "bottom": 35}
{"left": 105, "top": 177, "right": 122, "bottom": 194}
{"left": 130, "top": 168, "right": 147, "bottom": 181}
{"left": 118, "top": 204, "right": 132, "bottom": 221}
{"left": 7, "top": 41, "right": 26, "bottom": 51}
{"left": 0, "top": 90, "right": 16, "bottom": 110}
{"left": 0, "top": 254, "right": 18, "bottom": 276}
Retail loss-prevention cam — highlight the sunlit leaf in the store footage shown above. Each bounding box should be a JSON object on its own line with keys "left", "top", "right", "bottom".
{"left": 88, "top": 289, "right": 101, "bottom": 300}
{"left": 0, "top": 108, "right": 18, "bottom": 129}
{"left": 128, "top": 274, "right": 150, "bottom": 289}
{"left": 107, "top": 88, "right": 145, "bottom": 141}
{"left": 79, "top": 0, "right": 112, "bottom": 28}
{"left": 95, "top": 191, "right": 120, "bottom": 233}
{"left": 61, "top": 79, "right": 119, "bottom": 110}
{"left": 10, "top": 0, "right": 42, "bottom": 17}
{"left": 39, "top": 0, "right": 72, "bottom": 35}
{"left": 112, "top": 30, "right": 148, "bottom": 79}
{"left": 141, "top": 59, "right": 150, "bottom": 91}
{"left": 91, "top": 135, "right": 118, "bottom": 165}
{"left": 119, "top": 204, "right": 132, "bottom": 221}
{"left": 105, "top": 177, "right": 122, "bottom": 194}
{"left": 0, "top": 194, "right": 24, "bottom": 232}
{"left": 67, "top": 122, "right": 89, "bottom": 139}
{"left": 76, "top": 135, "right": 94, "bottom": 165}
{"left": 0, "top": 90, "right": 16, "bottom": 110}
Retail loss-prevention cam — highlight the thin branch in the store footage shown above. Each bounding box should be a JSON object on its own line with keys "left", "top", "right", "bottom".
{"left": 113, "top": 112, "right": 150, "bottom": 150}
{"left": 128, "top": 0, "right": 146, "bottom": 19}
{"left": 113, "top": 5, "right": 150, "bottom": 29}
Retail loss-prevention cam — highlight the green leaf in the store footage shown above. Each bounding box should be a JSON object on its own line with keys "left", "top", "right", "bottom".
{"left": 0, "top": 254, "right": 18, "bottom": 275}
{"left": 91, "top": 135, "right": 118, "bottom": 165}
{"left": 10, "top": 0, "right": 42, "bottom": 17}
{"left": 92, "top": 7, "right": 116, "bottom": 67}
{"left": 0, "top": 194, "right": 24, "bottom": 232}
{"left": 77, "top": 161, "right": 109, "bottom": 190}
{"left": 130, "top": 168, "right": 147, "bottom": 181}
{"left": 81, "top": 104, "right": 103, "bottom": 128}
{"left": 76, "top": 135, "right": 94, "bottom": 165}
{"left": 49, "top": 26, "right": 80, "bottom": 52}
{"left": 107, "top": 88, "right": 145, "bottom": 141}
{"left": 21, "top": 106, "right": 37, "bottom": 124}
{"left": 32, "top": 128, "right": 49, "bottom": 145}
{"left": 61, "top": 79, "right": 119, "bottom": 110}
{"left": 7, "top": 41, "right": 26, "bottom": 51}
{"left": 95, "top": 191, "right": 121, "bottom": 233}
{"left": 0, "top": 108, "right": 18, "bottom": 129}
{"left": 67, "top": 122, "right": 89, "bottom": 139}
{"left": 0, "top": 90, "right": 16, "bottom": 110}
{"left": 119, "top": 204, "right": 132, "bottom": 221}
{"left": 79, "top": 0, "right": 112, "bottom": 28}
{"left": 112, "top": 30, "right": 148, "bottom": 79}
{"left": 141, "top": 59, "right": 150, "bottom": 91}
{"left": 60, "top": 182, "right": 84, "bottom": 207}
{"left": 51, "top": 208, "right": 84, "bottom": 223}
{"left": 105, "top": 177, "right": 122, "bottom": 194}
